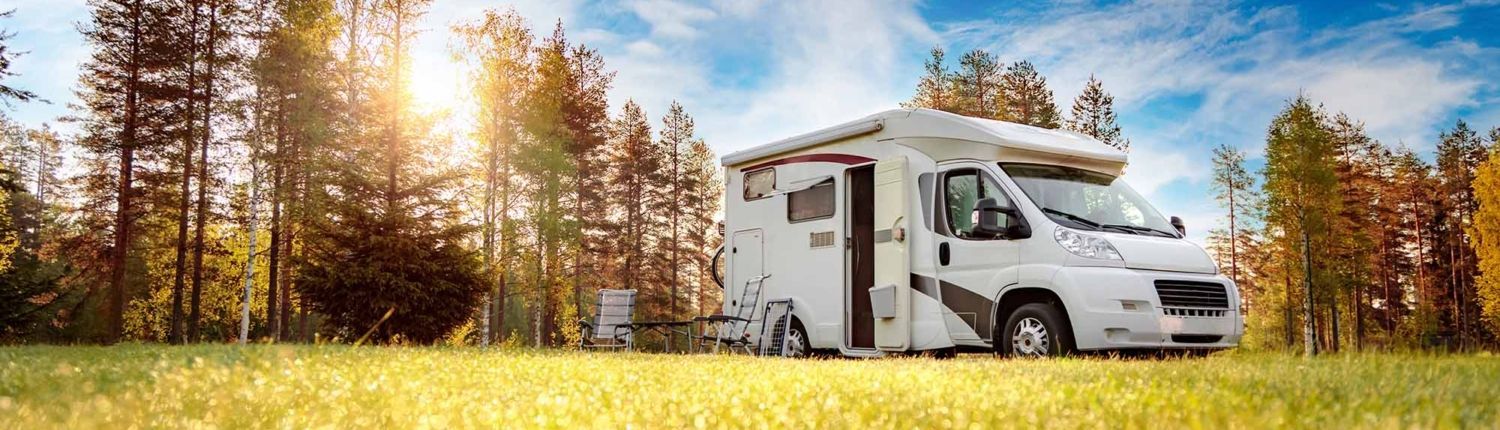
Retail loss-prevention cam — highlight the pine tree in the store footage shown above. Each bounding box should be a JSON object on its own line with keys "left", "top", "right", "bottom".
{"left": 298, "top": 0, "right": 484, "bottom": 344}
{"left": 902, "top": 46, "right": 954, "bottom": 113}
{"left": 517, "top": 21, "right": 579, "bottom": 346}
{"left": 77, "top": 0, "right": 182, "bottom": 342}
{"left": 455, "top": 7, "right": 533, "bottom": 345}
{"left": 658, "top": 100, "right": 698, "bottom": 327}
{"left": 562, "top": 42, "right": 613, "bottom": 338}
{"left": 1434, "top": 120, "right": 1487, "bottom": 346}
{"left": 951, "top": 49, "right": 1002, "bottom": 120}
{"left": 0, "top": 10, "right": 38, "bottom": 105}
{"left": 682, "top": 138, "right": 721, "bottom": 317}
{"left": 1067, "top": 75, "right": 1127, "bottom": 151}
{"left": 606, "top": 100, "right": 658, "bottom": 309}
{"left": 1001, "top": 60, "right": 1061, "bottom": 129}
{"left": 1209, "top": 143, "right": 1256, "bottom": 290}
{"left": 1261, "top": 95, "right": 1339, "bottom": 355}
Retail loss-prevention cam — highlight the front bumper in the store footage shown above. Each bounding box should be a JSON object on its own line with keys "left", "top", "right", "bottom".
{"left": 1050, "top": 266, "right": 1243, "bottom": 350}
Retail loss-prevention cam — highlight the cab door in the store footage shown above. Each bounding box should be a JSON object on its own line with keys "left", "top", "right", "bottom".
{"left": 934, "top": 164, "right": 1022, "bottom": 342}
{"left": 872, "top": 157, "right": 911, "bottom": 351}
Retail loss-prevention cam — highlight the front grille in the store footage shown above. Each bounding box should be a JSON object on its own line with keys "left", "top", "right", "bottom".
{"left": 1163, "top": 307, "right": 1227, "bottom": 318}
{"left": 1154, "top": 280, "right": 1229, "bottom": 309}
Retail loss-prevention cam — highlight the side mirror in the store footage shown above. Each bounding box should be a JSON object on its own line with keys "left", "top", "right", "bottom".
{"left": 1170, "top": 216, "right": 1186, "bottom": 236}
{"left": 973, "top": 198, "right": 1031, "bottom": 239}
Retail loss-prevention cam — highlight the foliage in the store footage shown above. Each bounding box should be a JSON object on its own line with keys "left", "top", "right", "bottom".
{"left": 1469, "top": 128, "right": 1500, "bottom": 335}
{"left": 1000, "top": 61, "right": 1061, "bottom": 129}
{"left": 3, "top": 346, "right": 1500, "bottom": 427}
{"left": 1066, "top": 75, "right": 1126, "bottom": 150}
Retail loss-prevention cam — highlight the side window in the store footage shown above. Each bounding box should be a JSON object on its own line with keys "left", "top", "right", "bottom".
{"left": 744, "top": 168, "right": 775, "bottom": 201}
{"left": 943, "top": 168, "right": 1014, "bottom": 239}
{"left": 787, "top": 179, "right": 835, "bottom": 222}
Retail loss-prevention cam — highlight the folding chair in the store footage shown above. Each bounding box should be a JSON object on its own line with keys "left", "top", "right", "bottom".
{"left": 758, "top": 299, "right": 796, "bottom": 357}
{"left": 695, "top": 274, "right": 767, "bottom": 354}
{"left": 579, "top": 289, "right": 637, "bottom": 350}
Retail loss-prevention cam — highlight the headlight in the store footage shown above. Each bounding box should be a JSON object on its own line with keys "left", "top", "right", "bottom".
{"left": 1054, "top": 227, "right": 1122, "bottom": 260}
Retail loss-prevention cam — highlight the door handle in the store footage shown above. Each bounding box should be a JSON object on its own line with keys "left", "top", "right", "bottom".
{"left": 939, "top": 242, "right": 950, "bottom": 266}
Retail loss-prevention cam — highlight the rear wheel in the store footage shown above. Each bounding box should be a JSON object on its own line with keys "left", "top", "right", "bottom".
{"left": 999, "top": 303, "right": 1074, "bottom": 358}
{"left": 783, "top": 320, "right": 809, "bottom": 358}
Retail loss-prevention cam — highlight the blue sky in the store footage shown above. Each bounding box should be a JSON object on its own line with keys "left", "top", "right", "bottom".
{"left": 4, "top": 0, "right": 1499, "bottom": 244}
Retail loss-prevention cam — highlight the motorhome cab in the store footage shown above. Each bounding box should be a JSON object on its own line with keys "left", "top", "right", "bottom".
{"left": 719, "top": 108, "right": 1243, "bottom": 357}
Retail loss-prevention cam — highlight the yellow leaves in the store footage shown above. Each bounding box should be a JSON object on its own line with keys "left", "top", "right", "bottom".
{"left": 1470, "top": 151, "right": 1500, "bottom": 332}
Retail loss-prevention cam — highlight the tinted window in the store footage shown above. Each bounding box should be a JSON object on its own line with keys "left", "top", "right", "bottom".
{"left": 744, "top": 168, "right": 775, "bottom": 201}
{"left": 788, "top": 179, "right": 835, "bottom": 222}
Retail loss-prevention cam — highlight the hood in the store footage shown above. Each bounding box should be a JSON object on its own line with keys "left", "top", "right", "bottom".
{"left": 1105, "top": 233, "right": 1218, "bottom": 274}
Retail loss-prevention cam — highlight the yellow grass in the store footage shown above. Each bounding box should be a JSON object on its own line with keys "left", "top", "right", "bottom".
{"left": 1, "top": 345, "right": 1498, "bottom": 429}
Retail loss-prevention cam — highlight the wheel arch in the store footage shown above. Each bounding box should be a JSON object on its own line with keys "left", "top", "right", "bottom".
{"left": 991, "top": 286, "right": 1075, "bottom": 342}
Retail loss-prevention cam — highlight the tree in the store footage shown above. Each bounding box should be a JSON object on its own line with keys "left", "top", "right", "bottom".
{"left": 0, "top": 10, "right": 38, "bottom": 105}
{"left": 658, "top": 100, "right": 697, "bottom": 328}
{"left": 1261, "top": 95, "right": 1338, "bottom": 355}
{"left": 951, "top": 49, "right": 1002, "bottom": 120}
{"left": 1067, "top": 75, "right": 1127, "bottom": 151}
{"left": 1434, "top": 119, "right": 1487, "bottom": 346}
{"left": 298, "top": 0, "right": 484, "bottom": 344}
{"left": 605, "top": 100, "right": 658, "bottom": 310}
{"left": 454, "top": 7, "right": 533, "bottom": 345}
{"left": 1001, "top": 60, "right": 1061, "bottom": 129}
{"left": 682, "top": 139, "right": 721, "bottom": 316}
{"left": 77, "top": 0, "right": 182, "bottom": 342}
{"left": 1209, "top": 143, "right": 1256, "bottom": 290}
{"left": 561, "top": 41, "right": 613, "bottom": 339}
{"left": 902, "top": 46, "right": 954, "bottom": 113}
{"left": 1469, "top": 127, "right": 1500, "bottom": 337}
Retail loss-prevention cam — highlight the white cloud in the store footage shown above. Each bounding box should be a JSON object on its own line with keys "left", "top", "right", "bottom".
{"left": 626, "top": 0, "right": 717, "bottom": 40}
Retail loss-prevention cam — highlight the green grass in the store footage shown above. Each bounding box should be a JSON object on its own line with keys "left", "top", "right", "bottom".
{"left": 1, "top": 346, "right": 1498, "bottom": 429}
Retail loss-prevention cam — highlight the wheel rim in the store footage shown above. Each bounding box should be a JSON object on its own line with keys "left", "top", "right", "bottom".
{"left": 1011, "top": 317, "right": 1050, "bottom": 356}
{"left": 784, "top": 329, "right": 807, "bottom": 357}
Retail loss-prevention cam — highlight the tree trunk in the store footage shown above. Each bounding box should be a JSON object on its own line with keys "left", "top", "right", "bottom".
{"left": 189, "top": 1, "right": 219, "bottom": 342}
{"left": 107, "top": 2, "right": 145, "bottom": 344}
{"left": 1302, "top": 224, "right": 1317, "bottom": 356}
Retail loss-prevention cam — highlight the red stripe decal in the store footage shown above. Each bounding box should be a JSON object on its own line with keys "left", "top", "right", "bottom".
{"left": 743, "top": 154, "right": 876, "bottom": 171}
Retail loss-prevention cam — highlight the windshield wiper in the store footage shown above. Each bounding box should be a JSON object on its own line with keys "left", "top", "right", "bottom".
{"left": 1101, "top": 224, "right": 1178, "bottom": 238}
{"left": 1042, "top": 208, "right": 1101, "bottom": 230}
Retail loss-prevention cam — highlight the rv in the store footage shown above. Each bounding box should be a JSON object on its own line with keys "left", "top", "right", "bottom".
{"left": 717, "top": 108, "right": 1242, "bottom": 357}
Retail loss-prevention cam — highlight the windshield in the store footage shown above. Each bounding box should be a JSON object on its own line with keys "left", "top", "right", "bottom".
{"left": 999, "top": 163, "right": 1179, "bottom": 238}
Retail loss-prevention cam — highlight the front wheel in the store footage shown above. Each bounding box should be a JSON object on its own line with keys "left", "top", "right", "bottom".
{"left": 998, "top": 303, "right": 1075, "bottom": 358}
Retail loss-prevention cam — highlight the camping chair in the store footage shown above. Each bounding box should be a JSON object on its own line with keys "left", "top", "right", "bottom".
{"left": 757, "top": 299, "right": 796, "bottom": 357}
{"left": 695, "top": 274, "right": 768, "bottom": 354}
{"left": 579, "top": 289, "right": 637, "bottom": 350}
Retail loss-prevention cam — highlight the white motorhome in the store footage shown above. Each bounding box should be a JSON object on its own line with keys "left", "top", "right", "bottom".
{"left": 718, "top": 108, "right": 1242, "bottom": 357}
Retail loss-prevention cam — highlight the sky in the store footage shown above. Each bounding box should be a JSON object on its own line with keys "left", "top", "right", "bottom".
{"left": 3, "top": 0, "right": 1499, "bottom": 245}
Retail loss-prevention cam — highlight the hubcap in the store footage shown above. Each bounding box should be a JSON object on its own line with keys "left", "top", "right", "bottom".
{"left": 784, "top": 329, "right": 807, "bottom": 357}
{"left": 1011, "top": 317, "right": 1050, "bottom": 356}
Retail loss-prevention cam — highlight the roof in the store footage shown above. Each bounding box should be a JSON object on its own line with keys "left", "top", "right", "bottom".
{"left": 721, "top": 108, "right": 1129, "bottom": 174}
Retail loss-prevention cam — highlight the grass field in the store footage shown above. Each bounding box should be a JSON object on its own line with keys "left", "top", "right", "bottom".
{"left": 1, "top": 346, "right": 1498, "bottom": 429}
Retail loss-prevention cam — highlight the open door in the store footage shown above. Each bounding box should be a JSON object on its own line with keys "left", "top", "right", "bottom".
{"left": 847, "top": 165, "right": 876, "bottom": 349}
{"left": 871, "top": 157, "right": 910, "bottom": 351}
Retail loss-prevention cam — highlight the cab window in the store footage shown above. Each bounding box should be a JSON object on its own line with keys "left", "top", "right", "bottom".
{"left": 943, "top": 169, "right": 1013, "bottom": 239}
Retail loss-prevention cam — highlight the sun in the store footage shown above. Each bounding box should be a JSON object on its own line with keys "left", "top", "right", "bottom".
{"left": 407, "top": 52, "right": 467, "bottom": 115}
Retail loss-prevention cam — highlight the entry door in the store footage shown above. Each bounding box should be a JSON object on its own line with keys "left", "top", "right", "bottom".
{"left": 847, "top": 165, "right": 876, "bottom": 349}
{"left": 872, "top": 157, "right": 910, "bottom": 351}
{"left": 935, "top": 165, "right": 1021, "bottom": 341}
{"left": 729, "top": 230, "right": 764, "bottom": 315}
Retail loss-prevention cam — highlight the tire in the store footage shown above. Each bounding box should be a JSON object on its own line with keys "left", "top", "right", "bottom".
{"left": 999, "top": 303, "right": 1075, "bottom": 358}
{"left": 783, "top": 320, "right": 809, "bottom": 358}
